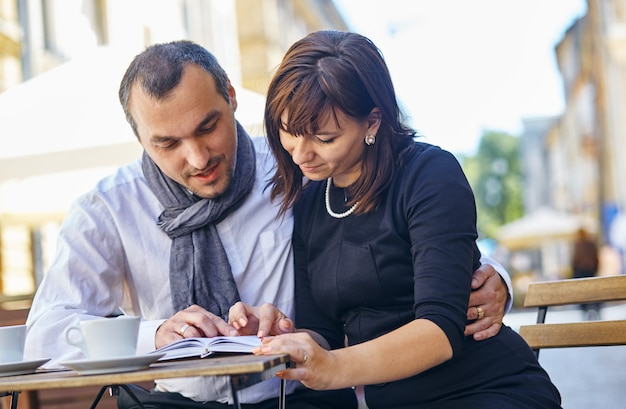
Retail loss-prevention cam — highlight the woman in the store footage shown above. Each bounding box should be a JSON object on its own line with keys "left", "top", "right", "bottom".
{"left": 238, "top": 30, "right": 562, "bottom": 408}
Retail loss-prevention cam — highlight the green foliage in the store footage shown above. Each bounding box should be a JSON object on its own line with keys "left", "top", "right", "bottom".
{"left": 460, "top": 131, "right": 523, "bottom": 239}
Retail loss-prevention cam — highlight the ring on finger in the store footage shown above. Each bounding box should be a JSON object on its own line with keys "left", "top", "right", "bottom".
{"left": 476, "top": 306, "right": 485, "bottom": 320}
{"left": 302, "top": 351, "right": 309, "bottom": 364}
{"left": 178, "top": 323, "right": 191, "bottom": 337}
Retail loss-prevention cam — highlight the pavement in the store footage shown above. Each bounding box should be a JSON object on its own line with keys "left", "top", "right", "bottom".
{"left": 504, "top": 302, "right": 626, "bottom": 408}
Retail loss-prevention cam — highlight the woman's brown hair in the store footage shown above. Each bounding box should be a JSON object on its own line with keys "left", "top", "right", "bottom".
{"left": 265, "top": 30, "right": 416, "bottom": 216}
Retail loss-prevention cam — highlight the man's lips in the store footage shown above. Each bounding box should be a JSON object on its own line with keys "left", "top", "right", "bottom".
{"left": 190, "top": 163, "right": 219, "bottom": 181}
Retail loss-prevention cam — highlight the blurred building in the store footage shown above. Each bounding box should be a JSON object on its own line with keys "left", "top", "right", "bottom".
{"left": 0, "top": 0, "right": 348, "bottom": 302}
{"left": 515, "top": 0, "right": 626, "bottom": 280}
{"left": 518, "top": 116, "right": 559, "bottom": 212}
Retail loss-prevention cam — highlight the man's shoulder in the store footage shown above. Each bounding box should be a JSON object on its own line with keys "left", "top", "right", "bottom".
{"left": 250, "top": 135, "right": 272, "bottom": 155}
{"left": 63, "top": 158, "right": 163, "bottom": 229}
{"left": 74, "top": 158, "right": 152, "bottom": 208}
{"left": 91, "top": 159, "right": 146, "bottom": 193}
{"left": 250, "top": 136, "right": 277, "bottom": 174}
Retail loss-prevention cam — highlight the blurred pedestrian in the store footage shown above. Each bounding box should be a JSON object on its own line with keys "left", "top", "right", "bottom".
{"left": 572, "top": 228, "right": 601, "bottom": 320}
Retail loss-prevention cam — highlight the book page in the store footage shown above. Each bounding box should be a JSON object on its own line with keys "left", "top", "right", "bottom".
{"left": 152, "top": 335, "right": 262, "bottom": 360}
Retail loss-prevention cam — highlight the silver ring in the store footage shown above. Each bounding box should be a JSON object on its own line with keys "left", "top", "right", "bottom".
{"left": 303, "top": 351, "right": 309, "bottom": 364}
{"left": 476, "top": 306, "right": 485, "bottom": 320}
{"left": 178, "top": 323, "right": 191, "bottom": 337}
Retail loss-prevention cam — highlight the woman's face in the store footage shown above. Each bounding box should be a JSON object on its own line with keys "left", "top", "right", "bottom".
{"left": 279, "top": 108, "right": 380, "bottom": 187}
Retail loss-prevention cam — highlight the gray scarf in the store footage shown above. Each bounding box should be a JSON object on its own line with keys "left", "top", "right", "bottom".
{"left": 142, "top": 122, "right": 255, "bottom": 319}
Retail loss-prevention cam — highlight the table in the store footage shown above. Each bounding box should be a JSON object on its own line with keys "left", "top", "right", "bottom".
{"left": 0, "top": 354, "right": 290, "bottom": 409}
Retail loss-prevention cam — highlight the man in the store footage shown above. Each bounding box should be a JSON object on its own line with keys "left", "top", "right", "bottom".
{"left": 25, "top": 40, "right": 511, "bottom": 408}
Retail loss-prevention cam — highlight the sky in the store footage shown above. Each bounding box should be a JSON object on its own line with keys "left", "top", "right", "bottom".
{"left": 334, "top": 0, "right": 588, "bottom": 155}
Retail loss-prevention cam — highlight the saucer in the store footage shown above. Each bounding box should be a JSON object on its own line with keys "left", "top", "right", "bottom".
{"left": 0, "top": 358, "right": 51, "bottom": 377}
{"left": 60, "top": 353, "right": 165, "bottom": 375}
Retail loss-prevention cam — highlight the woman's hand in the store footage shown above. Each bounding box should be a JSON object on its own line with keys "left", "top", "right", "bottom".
{"left": 254, "top": 332, "right": 337, "bottom": 390}
{"left": 465, "top": 264, "right": 507, "bottom": 340}
{"left": 228, "top": 302, "right": 294, "bottom": 337}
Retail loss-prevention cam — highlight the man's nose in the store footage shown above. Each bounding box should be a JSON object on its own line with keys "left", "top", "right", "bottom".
{"left": 184, "top": 140, "right": 211, "bottom": 170}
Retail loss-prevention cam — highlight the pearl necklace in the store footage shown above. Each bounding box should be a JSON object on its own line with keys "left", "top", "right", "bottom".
{"left": 325, "top": 177, "right": 359, "bottom": 218}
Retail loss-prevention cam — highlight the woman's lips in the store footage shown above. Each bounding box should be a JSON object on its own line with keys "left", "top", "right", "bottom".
{"left": 300, "top": 164, "right": 321, "bottom": 174}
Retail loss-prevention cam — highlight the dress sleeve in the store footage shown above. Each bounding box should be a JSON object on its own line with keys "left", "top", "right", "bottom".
{"left": 403, "top": 146, "right": 481, "bottom": 356}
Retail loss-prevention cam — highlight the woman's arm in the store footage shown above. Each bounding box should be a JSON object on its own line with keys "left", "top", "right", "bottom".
{"left": 256, "top": 318, "right": 452, "bottom": 390}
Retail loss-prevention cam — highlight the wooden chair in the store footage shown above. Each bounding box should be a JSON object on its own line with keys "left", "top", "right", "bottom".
{"left": 519, "top": 275, "right": 626, "bottom": 357}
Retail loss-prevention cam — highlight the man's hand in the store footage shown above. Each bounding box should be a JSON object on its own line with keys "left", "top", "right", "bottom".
{"left": 465, "top": 264, "right": 507, "bottom": 341}
{"left": 155, "top": 305, "right": 238, "bottom": 349}
{"left": 229, "top": 302, "right": 294, "bottom": 338}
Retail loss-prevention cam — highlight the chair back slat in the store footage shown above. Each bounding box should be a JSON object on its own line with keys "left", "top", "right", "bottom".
{"left": 523, "top": 275, "right": 626, "bottom": 307}
{"left": 0, "top": 308, "right": 30, "bottom": 326}
{"left": 519, "top": 275, "right": 626, "bottom": 355}
{"left": 519, "top": 320, "right": 626, "bottom": 349}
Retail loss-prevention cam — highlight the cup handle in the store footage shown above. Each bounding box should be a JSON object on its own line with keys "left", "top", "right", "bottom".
{"left": 65, "top": 326, "right": 85, "bottom": 350}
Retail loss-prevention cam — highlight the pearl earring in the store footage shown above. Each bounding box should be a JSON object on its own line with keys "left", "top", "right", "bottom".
{"left": 365, "top": 134, "right": 376, "bottom": 145}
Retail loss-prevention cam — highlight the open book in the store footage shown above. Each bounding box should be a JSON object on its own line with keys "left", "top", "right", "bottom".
{"left": 152, "top": 335, "right": 262, "bottom": 361}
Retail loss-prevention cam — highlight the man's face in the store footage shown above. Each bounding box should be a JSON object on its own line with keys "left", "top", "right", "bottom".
{"left": 130, "top": 64, "right": 239, "bottom": 199}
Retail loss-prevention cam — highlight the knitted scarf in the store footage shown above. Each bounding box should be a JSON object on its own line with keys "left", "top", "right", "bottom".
{"left": 142, "top": 121, "right": 255, "bottom": 319}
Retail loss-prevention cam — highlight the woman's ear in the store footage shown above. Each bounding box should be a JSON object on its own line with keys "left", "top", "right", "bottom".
{"left": 367, "top": 108, "right": 382, "bottom": 135}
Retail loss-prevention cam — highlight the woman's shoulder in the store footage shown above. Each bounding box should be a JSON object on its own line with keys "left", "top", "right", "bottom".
{"left": 406, "top": 140, "right": 456, "bottom": 158}
{"left": 401, "top": 141, "right": 463, "bottom": 175}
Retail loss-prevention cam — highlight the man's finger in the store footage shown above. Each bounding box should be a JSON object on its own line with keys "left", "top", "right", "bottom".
{"left": 209, "top": 314, "right": 239, "bottom": 337}
{"left": 189, "top": 312, "right": 238, "bottom": 337}
{"left": 465, "top": 318, "right": 488, "bottom": 336}
{"left": 175, "top": 323, "right": 202, "bottom": 338}
{"left": 471, "top": 264, "right": 496, "bottom": 289}
{"left": 466, "top": 305, "right": 479, "bottom": 321}
{"left": 469, "top": 322, "right": 502, "bottom": 341}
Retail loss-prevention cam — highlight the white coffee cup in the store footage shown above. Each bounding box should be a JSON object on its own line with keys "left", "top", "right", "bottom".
{"left": 0, "top": 324, "right": 26, "bottom": 363}
{"left": 65, "top": 315, "right": 140, "bottom": 360}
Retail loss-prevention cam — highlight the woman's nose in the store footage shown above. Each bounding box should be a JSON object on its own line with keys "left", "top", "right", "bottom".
{"left": 290, "top": 137, "right": 312, "bottom": 165}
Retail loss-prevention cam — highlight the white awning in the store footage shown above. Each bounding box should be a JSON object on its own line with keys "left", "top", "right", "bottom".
{"left": 498, "top": 207, "right": 598, "bottom": 250}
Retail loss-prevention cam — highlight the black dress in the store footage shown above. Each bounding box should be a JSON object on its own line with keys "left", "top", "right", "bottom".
{"left": 293, "top": 142, "right": 562, "bottom": 409}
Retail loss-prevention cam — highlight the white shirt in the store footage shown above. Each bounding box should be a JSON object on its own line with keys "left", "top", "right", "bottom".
{"left": 25, "top": 137, "right": 300, "bottom": 404}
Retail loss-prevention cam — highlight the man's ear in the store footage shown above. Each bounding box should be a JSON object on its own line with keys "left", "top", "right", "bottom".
{"left": 227, "top": 80, "right": 238, "bottom": 112}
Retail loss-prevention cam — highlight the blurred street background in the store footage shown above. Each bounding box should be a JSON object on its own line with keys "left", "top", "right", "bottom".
{"left": 1, "top": 0, "right": 625, "bottom": 408}
{"left": 504, "top": 302, "right": 626, "bottom": 408}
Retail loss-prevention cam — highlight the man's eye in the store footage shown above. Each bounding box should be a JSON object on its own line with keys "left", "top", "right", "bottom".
{"left": 199, "top": 123, "right": 217, "bottom": 134}
{"left": 155, "top": 140, "right": 178, "bottom": 150}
